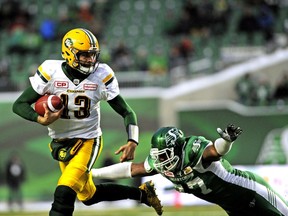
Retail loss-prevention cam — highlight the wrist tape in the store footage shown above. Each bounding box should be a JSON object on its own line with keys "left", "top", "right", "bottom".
{"left": 214, "top": 138, "right": 233, "bottom": 156}
{"left": 128, "top": 124, "right": 139, "bottom": 144}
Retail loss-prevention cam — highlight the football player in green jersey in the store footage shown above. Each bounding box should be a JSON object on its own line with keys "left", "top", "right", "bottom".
{"left": 92, "top": 124, "right": 288, "bottom": 216}
{"left": 12, "top": 28, "right": 163, "bottom": 216}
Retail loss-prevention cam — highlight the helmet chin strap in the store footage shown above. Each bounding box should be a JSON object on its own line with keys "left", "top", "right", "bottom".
{"left": 75, "top": 52, "right": 99, "bottom": 75}
{"left": 78, "top": 65, "right": 94, "bottom": 75}
{"left": 77, "top": 61, "right": 97, "bottom": 75}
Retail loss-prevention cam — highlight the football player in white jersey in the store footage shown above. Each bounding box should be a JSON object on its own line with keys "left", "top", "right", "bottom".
{"left": 92, "top": 124, "right": 288, "bottom": 216}
{"left": 12, "top": 28, "right": 163, "bottom": 216}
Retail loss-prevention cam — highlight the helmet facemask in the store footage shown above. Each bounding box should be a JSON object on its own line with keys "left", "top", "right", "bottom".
{"left": 150, "top": 127, "right": 185, "bottom": 172}
{"left": 75, "top": 50, "right": 100, "bottom": 75}
{"left": 150, "top": 147, "right": 180, "bottom": 172}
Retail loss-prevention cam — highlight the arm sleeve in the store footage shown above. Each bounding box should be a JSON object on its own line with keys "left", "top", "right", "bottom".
{"left": 107, "top": 94, "right": 138, "bottom": 143}
{"left": 12, "top": 85, "right": 42, "bottom": 122}
{"left": 91, "top": 162, "right": 132, "bottom": 179}
{"left": 107, "top": 94, "right": 137, "bottom": 126}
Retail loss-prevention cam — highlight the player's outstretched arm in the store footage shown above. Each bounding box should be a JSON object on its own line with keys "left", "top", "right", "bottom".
{"left": 214, "top": 124, "right": 242, "bottom": 156}
{"left": 108, "top": 95, "right": 139, "bottom": 162}
{"left": 91, "top": 162, "right": 154, "bottom": 179}
{"left": 203, "top": 124, "right": 242, "bottom": 162}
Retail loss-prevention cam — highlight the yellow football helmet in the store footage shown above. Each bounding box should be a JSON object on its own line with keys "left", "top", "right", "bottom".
{"left": 61, "top": 28, "right": 100, "bottom": 75}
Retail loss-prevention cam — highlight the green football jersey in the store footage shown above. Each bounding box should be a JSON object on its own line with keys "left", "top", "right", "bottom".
{"left": 145, "top": 135, "right": 288, "bottom": 215}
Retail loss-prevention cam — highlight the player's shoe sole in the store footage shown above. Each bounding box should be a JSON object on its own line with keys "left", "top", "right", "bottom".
{"left": 139, "top": 180, "right": 163, "bottom": 215}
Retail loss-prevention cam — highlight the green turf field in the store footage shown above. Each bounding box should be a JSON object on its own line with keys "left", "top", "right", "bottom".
{"left": 0, "top": 205, "right": 226, "bottom": 216}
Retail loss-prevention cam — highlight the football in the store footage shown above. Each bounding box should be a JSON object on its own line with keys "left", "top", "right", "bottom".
{"left": 34, "top": 94, "right": 63, "bottom": 116}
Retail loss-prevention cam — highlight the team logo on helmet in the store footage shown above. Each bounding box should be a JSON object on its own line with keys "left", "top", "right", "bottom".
{"left": 64, "top": 38, "right": 73, "bottom": 48}
{"left": 165, "top": 128, "right": 184, "bottom": 147}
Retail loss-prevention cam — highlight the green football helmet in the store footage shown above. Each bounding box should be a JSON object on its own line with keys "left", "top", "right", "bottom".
{"left": 150, "top": 127, "right": 186, "bottom": 172}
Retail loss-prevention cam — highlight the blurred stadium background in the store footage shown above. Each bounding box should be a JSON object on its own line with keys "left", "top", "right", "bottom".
{"left": 1, "top": 0, "right": 288, "bottom": 215}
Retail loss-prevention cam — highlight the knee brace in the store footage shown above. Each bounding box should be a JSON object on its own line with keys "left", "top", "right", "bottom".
{"left": 49, "top": 185, "right": 76, "bottom": 216}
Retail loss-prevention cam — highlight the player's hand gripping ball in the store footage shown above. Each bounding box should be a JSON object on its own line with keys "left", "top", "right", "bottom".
{"left": 34, "top": 95, "right": 63, "bottom": 116}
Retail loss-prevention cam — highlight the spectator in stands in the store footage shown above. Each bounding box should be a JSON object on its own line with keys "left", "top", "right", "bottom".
{"left": 211, "top": 0, "right": 231, "bottom": 35}
{"left": 77, "top": 0, "right": 94, "bottom": 23}
{"left": 8, "top": 25, "right": 42, "bottom": 56}
{"left": 7, "top": 9, "right": 31, "bottom": 55}
{"left": 166, "top": 0, "right": 231, "bottom": 38}
{"left": 40, "top": 18, "right": 57, "bottom": 41}
{"left": 111, "top": 41, "right": 134, "bottom": 71}
{"left": 98, "top": 40, "right": 111, "bottom": 65}
{"left": 168, "top": 45, "right": 186, "bottom": 70}
{"left": 273, "top": 73, "right": 288, "bottom": 104}
{"left": 166, "top": 0, "right": 197, "bottom": 36}
{"left": 5, "top": 152, "right": 26, "bottom": 211}
{"left": 24, "top": 26, "right": 43, "bottom": 55}
{"left": 134, "top": 47, "right": 148, "bottom": 71}
{"left": 76, "top": 0, "right": 104, "bottom": 40}
{"left": 257, "top": 4, "right": 275, "bottom": 43}
{"left": 0, "top": 57, "right": 16, "bottom": 91}
{"left": 8, "top": 27, "right": 29, "bottom": 55}
{"left": 196, "top": 0, "right": 215, "bottom": 35}
{"left": 253, "top": 77, "right": 272, "bottom": 106}
{"left": 178, "top": 38, "right": 194, "bottom": 63}
{"left": 0, "top": 0, "right": 26, "bottom": 29}
{"left": 148, "top": 47, "right": 168, "bottom": 76}
{"left": 235, "top": 73, "right": 257, "bottom": 105}
{"left": 167, "top": 45, "right": 189, "bottom": 85}
{"left": 167, "top": 38, "right": 194, "bottom": 82}
{"left": 6, "top": 3, "right": 37, "bottom": 56}
{"left": 237, "top": 6, "right": 259, "bottom": 44}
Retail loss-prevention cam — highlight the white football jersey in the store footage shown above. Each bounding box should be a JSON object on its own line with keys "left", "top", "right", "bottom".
{"left": 30, "top": 60, "right": 120, "bottom": 139}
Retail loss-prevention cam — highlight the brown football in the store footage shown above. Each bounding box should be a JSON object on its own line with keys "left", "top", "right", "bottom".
{"left": 34, "top": 94, "right": 63, "bottom": 116}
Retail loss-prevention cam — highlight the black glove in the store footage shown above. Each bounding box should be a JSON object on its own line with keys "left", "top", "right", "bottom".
{"left": 217, "top": 124, "right": 243, "bottom": 142}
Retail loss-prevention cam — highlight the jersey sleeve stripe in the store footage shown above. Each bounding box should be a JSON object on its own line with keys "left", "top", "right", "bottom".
{"left": 102, "top": 73, "right": 114, "bottom": 86}
{"left": 104, "top": 77, "right": 114, "bottom": 86}
{"left": 36, "top": 70, "right": 49, "bottom": 83}
{"left": 37, "top": 66, "right": 51, "bottom": 83}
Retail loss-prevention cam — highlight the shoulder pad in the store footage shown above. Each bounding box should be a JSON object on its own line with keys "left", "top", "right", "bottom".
{"left": 96, "top": 63, "right": 115, "bottom": 86}
{"left": 37, "top": 60, "right": 64, "bottom": 83}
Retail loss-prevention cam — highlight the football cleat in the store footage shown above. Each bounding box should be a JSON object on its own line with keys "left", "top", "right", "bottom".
{"left": 139, "top": 180, "right": 163, "bottom": 215}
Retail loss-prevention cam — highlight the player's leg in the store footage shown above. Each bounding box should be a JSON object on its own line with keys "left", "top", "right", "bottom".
{"left": 78, "top": 138, "right": 163, "bottom": 214}
{"left": 49, "top": 185, "right": 76, "bottom": 216}
{"left": 78, "top": 137, "right": 145, "bottom": 204}
{"left": 82, "top": 180, "right": 163, "bottom": 215}
{"left": 253, "top": 173, "right": 288, "bottom": 215}
{"left": 82, "top": 181, "right": 143, "bottom": 204}
{"left": 254, "top": 192, "right": 288, "bottom": 216}
{"left": 49, "top": 137, "right": 102, "bottom": 216}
